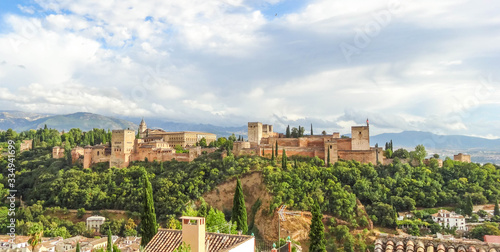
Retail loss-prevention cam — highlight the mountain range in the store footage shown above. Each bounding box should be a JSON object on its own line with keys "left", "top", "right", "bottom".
{"left": 0, "top": 111, "right": 137, "bottom": 132}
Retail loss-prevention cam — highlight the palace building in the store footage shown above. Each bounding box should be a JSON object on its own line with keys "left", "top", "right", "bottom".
{"left": 53, "top": 119, "right": 216, "bottom": 168}
{"left": 234, "top": 120, "right": 384, "bottom": 165}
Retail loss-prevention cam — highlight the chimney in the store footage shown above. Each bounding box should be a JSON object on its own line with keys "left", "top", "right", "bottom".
{"left": 180, "top": 216, "right": 206, "bottom": 252}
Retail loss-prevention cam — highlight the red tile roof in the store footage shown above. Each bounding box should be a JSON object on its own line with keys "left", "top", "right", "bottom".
{"left": 375, "top": 237, "right": 500, "bottom": 252}
{"left": 485, "top": 236, "right": 500, "bottom": 244}
{"left": 144, "top": 229, "right": 253, "bottom": 252}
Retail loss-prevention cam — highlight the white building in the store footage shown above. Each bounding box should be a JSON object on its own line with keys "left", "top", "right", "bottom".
{"left": 86, "top": 216, "right": 106, "bottom": 232}
{"left": 431, "top": 210, "right": 467, "bottom": 231}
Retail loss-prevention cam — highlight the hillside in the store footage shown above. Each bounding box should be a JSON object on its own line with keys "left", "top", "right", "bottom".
{"left": 0, "top": 111, "right": 138, "bottom": 131}
{"left": 202, "top": 171, "right": 312, "bottom": 243}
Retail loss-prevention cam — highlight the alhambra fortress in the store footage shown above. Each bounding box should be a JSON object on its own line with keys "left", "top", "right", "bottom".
{"left": 52, "top": 119, "right": 470, "bottom": 168}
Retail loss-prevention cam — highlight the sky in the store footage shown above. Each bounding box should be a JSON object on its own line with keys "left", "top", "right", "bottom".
{"left": 0, "top": 0, "right": 499, "bottom": 138}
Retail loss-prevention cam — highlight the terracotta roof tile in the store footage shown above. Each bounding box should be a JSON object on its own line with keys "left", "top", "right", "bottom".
{"left": 485, "top": 236, "right": 500, "bottom": 244}
{"left": 144, "top": 229, "right": 253, "bottom": 252}
{"left": 375, "top": 238, "right": 500, "bottom": 252}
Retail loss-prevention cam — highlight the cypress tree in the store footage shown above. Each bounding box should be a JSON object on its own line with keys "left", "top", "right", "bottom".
{"left": 140, "top": 172, "right": 158, "bottom": 247}
{"left": 275, "top": 141, "right": 278, "bottom": 157}
{"left": 464, "top": 196, "right": 473, "bottom": 216}
{"left": 76, "top": 242, "right": 80, "bottom": 252}
{"left": 282, "top": 149, "right": 287, "bottom": 169}
{"left": 286, "top": 125, "right": 290, "bottom": 138}
{"left": 390, "top": 140, "right": 393, "bottom": 151}
{"left": 495, "top": 199, "right": 500, "bottom": 216}
{"left": 271, "top": 146, "right": 275, "bottom": 161}
{"left": 327, "top": 149, "right": 330, "bottom": 167}
{"left": 107, "top": 229, "right": 112, "bottom": 252}
{"left": 311, "top": 124, "right": 313, "bottom": 135}
{"left": 309, "top": 201, "right": 326, "bottom": 252}
{"left": 231, "top": 178, "right": 248, "bottom": 234}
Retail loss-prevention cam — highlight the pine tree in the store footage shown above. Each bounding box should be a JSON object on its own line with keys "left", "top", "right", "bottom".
{"left": 140, "top": 172, "right": 158, "bottom": 247}
{"left": 286, "top": 125, "right": 290, "bottom": 138}
{"left": 275, "top": 141, "right": 278, "bottom": 157}
{"left": 107, "top": 229, "right": 112, "bottom": 252}
{"left": 309, "top": 201, "right": 326, "bottom": 252}
{"left": 76, "top": 242, "right": 80, "bottom": 252}
{"left": 231, "top": 178, "right": 248, "bottom": 234}
{"left": 495, "top": 199, "right": 500, "bottom": 216}
{"left": 282, "top": 149, "right": 287, "bottom": 169}
{"left": 311, "top": 124, "right": 313, "bottom": 136}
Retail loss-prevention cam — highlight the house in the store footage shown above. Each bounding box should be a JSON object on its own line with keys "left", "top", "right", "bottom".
{"left": 86, "top": 216, "right": 106, "bottom": 233}
{"left": 145, "top": 216, "right": 255, "bottom": 252}
{"left": 116, "top": 237, "right": 141, "bottom": 252}
{"left": 397, "top": 212, "right": 414, "bottom": 221}
{"left": 0, "top": 236, "right": 31, "bottom": 251}
{"left": 431, "top": 210, "right": 467, "bottom": 231}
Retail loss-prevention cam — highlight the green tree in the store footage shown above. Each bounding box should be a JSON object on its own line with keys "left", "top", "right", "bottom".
{"left": 327, "top": 149, "right": 331, "bottom": 167}
{"left": 495, "top": 199, "right": 500, "bottom": 217}
{"left": 343, "top": 234, "right": 354, "bottom": 252}
{"left": 464, "top": 196, "right": 474, "bottom": 217}
{"left": 107, "top": 229, "right": 112, "bottom": 252}
{"left": 311, "top": 124, "right": 313, "bottom": 135}
{"left": 76, "top": 242, "right": 80, "bottom": 252}
{"left": 231, "top": 178, "right": 248, "bottom": 234}
{"left": 271, "top": 146, "right": 275, "bottom": 161}
{"left": 198, "top": 137, "right": 207, "bottom": 147}
{"left": 282, "top": 149, "right": 287, "bottom": 169}
{"left": 77, "top": 208, "right": 86, "bottom": 219}
{"left": 173, "top": 242, "right": 191, "bottom": 252}
{"left": 140, "top": 173, "right": 158, "bottom": 247}
{"left": 410, "top": 144, "right": 427, "bottom": 164}
{"left": 392, "top": 148, "right": 409, "bottom": 159}
{"left": 470, "top": 222, "right": 500, "bottom": 241}
{"left": 275, "top": 141, "right": 278, "bottom": 157}
{"left": 27, "top": 223, "right": 43, "bottom": 252}
{"left": 309, "top": 201, "right": 326, "bottom": 252}
{"left": 286, "top": 125, "right": 291, "bottom": 138}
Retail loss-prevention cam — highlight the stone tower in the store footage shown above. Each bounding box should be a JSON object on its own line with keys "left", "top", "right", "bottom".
{"left": 110, "top": 129, "right": 135, "bottom": 168}
{"left": 351, "top": 125, "right": 370, "bottom": 150}
{"left": 139, "top": 118, "right": 147, "bottom": 138}
{"left": 83, "top": 145, "right": 92, "bottom": 169}
{"left": 248, "top": 122, "right": 263, "bottom": 145}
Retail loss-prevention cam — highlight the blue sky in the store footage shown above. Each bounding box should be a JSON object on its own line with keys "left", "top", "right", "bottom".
{"left": 0, "top": 0, "right": 499, "bottom": 138}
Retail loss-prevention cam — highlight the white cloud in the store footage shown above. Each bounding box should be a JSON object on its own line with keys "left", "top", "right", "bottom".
{"left": 0, "top": 0, "right": 499, "bottom": 138}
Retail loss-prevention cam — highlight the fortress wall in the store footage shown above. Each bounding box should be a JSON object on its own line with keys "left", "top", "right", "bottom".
{"left": 337, "top": 138, "right": 352, "bottom": 150}
{"left": 338, "top": 150, "right": 377, "bottom": 164}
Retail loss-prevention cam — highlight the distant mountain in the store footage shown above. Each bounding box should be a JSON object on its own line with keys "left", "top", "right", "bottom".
{"left": 371, "top": 131, "right": 500, "bottom": 151}
{"left": 0, "top": 111, "right": 52, "bottom": 130}
{"left": 0, "top": 111, "right": 138, "bottom": 132}
{"left": 124, "top": 117, "right": 247, "bottom": 138}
